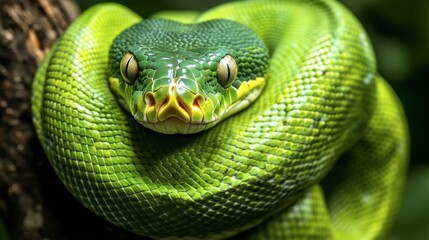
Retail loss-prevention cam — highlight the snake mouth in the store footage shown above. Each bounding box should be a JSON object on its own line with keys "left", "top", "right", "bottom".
{"left": 143, "top": 118, "right": 212, "bottom": 134}
{"left": 144, "top": 88, "right": 205, "bottom": 121}
{"left": 137, "top": 77, "right": 266, "bottom": 134}
{"left": 141, "top": 99, "right": 210, "bottom": 134}
{"left": 139, "top": 85, "right": 207, "bottom": 134}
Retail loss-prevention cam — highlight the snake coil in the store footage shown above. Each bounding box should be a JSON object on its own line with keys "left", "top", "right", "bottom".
{"left": 32, "top": 0, "right": 409, "bottom": 239}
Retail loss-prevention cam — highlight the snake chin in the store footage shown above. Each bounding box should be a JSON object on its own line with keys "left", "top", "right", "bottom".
{"left": 140, "top": 117, "right": 213, "bottom": 134}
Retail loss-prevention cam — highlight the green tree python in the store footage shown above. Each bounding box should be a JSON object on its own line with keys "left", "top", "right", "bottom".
{"left": 31, "top": 0, "right": 409, "bottom": 239}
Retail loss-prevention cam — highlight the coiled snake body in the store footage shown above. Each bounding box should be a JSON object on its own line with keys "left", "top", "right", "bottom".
{"left": 32, "top": 0, "right": 409, "bottom": 239}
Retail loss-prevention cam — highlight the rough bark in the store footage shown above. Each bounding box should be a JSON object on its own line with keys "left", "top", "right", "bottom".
{"left": 0, "top": 0, "right": 143, "bottom": 239}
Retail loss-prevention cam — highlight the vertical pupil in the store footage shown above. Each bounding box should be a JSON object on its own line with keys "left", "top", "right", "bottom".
{"left": 125, "top": 56, "right": 133, "bottom": 79}
{"left": 216, "top": 55, "right": 236, "bottom": 87}
{"left": 226, "top": 63, "right": 231, "bottom": 82}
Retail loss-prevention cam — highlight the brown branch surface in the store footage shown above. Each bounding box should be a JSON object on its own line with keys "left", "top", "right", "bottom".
{"left": 0, "top": 0, "right": 145, "bottom": 239}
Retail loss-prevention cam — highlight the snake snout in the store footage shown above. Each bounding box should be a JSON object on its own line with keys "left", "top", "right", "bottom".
{"left": 158, "top": 93, "right": 190, "bottom": 122}
{"left": 144, "top": 85, "right": 205, "bottom": 124}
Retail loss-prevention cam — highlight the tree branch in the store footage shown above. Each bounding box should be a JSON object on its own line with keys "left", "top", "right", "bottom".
{"left": 0, "top": 0, "right": 143, "bottom": 239}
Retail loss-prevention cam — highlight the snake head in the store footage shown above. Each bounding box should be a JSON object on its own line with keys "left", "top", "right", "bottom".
{"left": 108, "top": 19, "right": 268, "bottom": 134}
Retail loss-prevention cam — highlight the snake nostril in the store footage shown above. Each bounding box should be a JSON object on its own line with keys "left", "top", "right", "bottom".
{"left": 193, "top": 95, "right": 204, "bottom": 108}
{"left": 145, "top": 93, "right": 156, "bottom": 107}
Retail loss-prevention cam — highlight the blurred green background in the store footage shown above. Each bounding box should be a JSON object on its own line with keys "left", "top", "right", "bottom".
{"left": 74, "top": 0, "right": 428, "bottom": 239}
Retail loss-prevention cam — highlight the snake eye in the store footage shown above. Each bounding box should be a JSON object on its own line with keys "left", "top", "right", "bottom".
{"left": 216, "top": 54, "right": 237, "bottom": 87}
{"left": 120, "top": 52, "right": 139, "bottom": 84}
